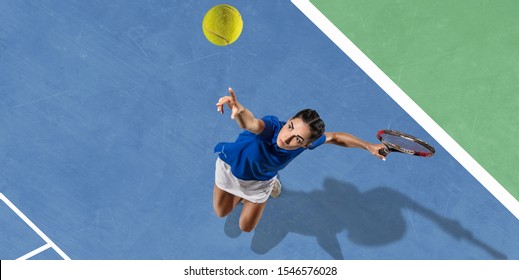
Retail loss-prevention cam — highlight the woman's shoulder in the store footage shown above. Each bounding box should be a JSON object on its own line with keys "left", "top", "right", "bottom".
{"left": 257, "top": 115, "right": 282, "bottom": 140}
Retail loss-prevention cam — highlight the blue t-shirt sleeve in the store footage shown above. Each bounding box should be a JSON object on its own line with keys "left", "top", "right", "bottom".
{"left": 307, "top": 134, "right": 326, "bottom": 150}
{"left": 257, "top": 115, "right": 279, "bottom": 140}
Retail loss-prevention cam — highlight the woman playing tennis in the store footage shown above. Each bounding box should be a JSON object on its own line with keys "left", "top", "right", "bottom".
{"left": 213, "top": 88, "right": 386, "bottom": 232}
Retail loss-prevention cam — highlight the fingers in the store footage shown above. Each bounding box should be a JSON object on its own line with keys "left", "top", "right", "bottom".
{"left": 216, "top": 88, "right": 237, "bottom": 115}
{"left": 216, "top": 99, "right": 223, "bottom": 113}
{"left": 216, "top": 97, "right": 227, "bottom": 114}
{"left": 216, "top": 97, "right": 233, "bottom": 112}
{"left": 374, "top": 151, "right": 386, "bottom": 161}
{"left": 378, "top": 147, "right": 388, "bottom": 161}
{"left": 228, "top": 87, "right": 237, "bottom": 103}
{"left": 376, "top": 144, "right": 388, "bottom": 160}
{"left": 368, "top": 144, "right": 387, "bottom": 161}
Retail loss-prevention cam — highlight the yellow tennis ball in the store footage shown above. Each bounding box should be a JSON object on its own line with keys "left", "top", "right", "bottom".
{"left": 202, "top": 4, "right": 243, "bottom": 46}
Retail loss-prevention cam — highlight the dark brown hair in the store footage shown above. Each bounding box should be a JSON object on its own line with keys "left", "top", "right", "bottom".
{"left": 292, "top": 109, "right": 325, "bottom": 143}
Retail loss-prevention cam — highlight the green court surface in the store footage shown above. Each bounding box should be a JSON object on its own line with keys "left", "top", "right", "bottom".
{"left": 312, "top": 0, "right": 519, "bottom": 200}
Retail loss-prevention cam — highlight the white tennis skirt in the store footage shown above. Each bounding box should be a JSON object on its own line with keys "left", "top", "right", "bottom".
{"left": 214, "top": 157, "right": 276, "bottom": 203}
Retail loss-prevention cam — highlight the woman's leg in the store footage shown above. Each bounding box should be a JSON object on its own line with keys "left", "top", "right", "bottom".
{"left": 213, "top": 183, "right": 267, "bottom": 232}
{"left": 213, "top": 184, "right": 243, "bottom": 218}
{"left": 239, "top": 200, "right": 267, "bottom": 232}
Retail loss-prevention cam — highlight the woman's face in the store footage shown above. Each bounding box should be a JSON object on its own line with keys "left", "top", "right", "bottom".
{"left": 276, "top": 117, "right": 312, "bottom": 150}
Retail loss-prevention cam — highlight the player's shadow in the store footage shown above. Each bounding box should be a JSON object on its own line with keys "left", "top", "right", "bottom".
{"left": 224, "top": 177, "right": 507, "bottom": 260}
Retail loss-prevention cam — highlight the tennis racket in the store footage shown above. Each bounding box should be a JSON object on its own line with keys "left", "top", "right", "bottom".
{"left": 377, "top": 130, "right": 435, "bottom": 157}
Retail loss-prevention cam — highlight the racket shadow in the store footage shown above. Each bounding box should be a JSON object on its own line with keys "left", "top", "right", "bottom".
{"left": 223, "top": 177, "right": 507, "bottom": 260}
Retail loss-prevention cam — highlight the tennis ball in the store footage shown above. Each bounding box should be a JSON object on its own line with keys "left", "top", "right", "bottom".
{"left": 202, "top": 4, "right": 243, "bottom": 46}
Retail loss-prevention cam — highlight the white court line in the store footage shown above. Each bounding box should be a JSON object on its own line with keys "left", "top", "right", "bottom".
{"left": 17, "top": 244, "right": 52, "bottom": 260}
{"left": 0, "top": 193, "right": 71, "bottom": 260}
{"left": 291, "top": 0, "right": 519, "bottom": 221}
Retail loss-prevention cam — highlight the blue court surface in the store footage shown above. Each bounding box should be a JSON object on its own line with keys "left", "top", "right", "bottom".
{"left": 1, "top": 0, "right": 518, "bottom": 260}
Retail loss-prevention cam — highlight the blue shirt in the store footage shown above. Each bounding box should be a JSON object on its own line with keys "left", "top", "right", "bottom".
{"left": 214, "top": 115, "right": 326, "bottom": 181}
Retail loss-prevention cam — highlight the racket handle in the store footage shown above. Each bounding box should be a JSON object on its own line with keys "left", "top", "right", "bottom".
{"left": 378, "top": 148, "right": 389, "bottom": 156}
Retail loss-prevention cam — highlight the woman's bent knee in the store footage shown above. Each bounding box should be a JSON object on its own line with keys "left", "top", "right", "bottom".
{"left": 213, "top": 184, "right": 234, "bottom": 218}
{"left": 213, "top": 206, "right": 230, "bottom": 218}
{"left": 239, "top": 222, "right": 255, "bottom": 232}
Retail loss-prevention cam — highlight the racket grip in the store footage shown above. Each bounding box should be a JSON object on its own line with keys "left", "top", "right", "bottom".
{"left": 378, "top": 148, "right": 389, "bottom": 156}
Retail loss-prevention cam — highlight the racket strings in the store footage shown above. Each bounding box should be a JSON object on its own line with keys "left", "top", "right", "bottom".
{"left": 382, "top": 134, "right": 432, "bottom": 153}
